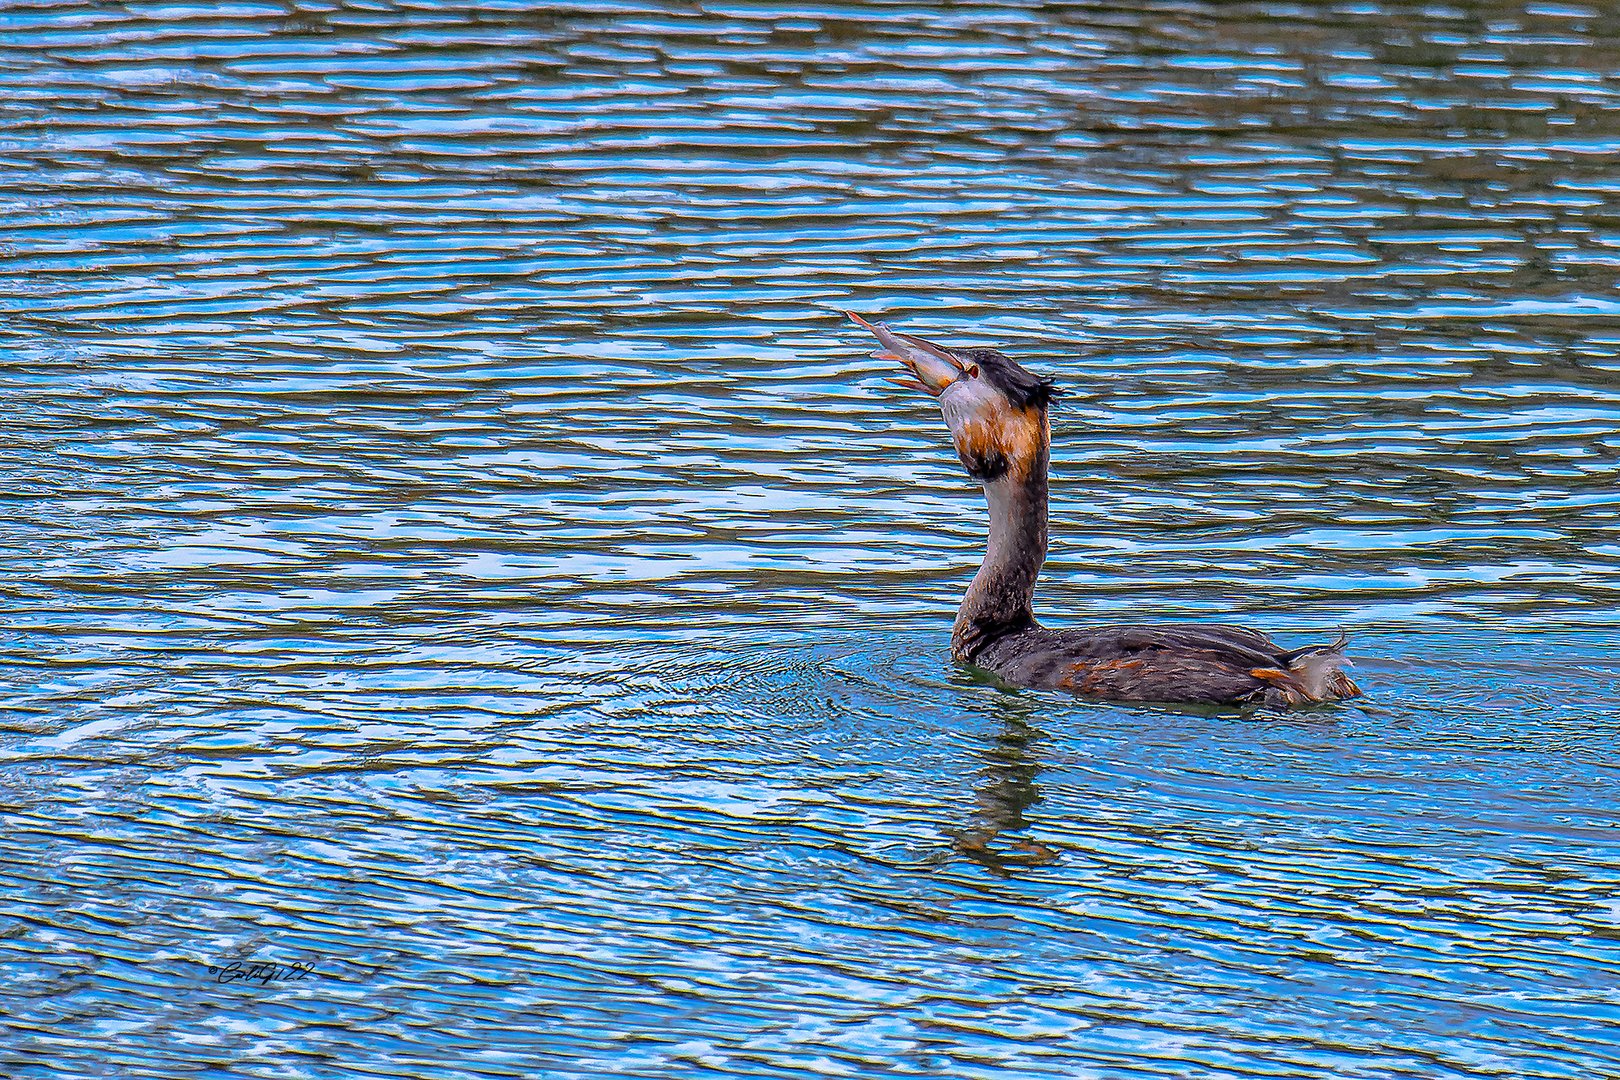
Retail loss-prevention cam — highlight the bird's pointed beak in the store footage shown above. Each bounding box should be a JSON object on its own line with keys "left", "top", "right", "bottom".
{"left": 846, "top": 311, "right": 965, "bottom": 397}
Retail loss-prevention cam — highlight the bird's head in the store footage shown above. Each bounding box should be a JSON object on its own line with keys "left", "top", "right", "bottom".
{"left": 847, "top": 311, "right": 1056, "bottom": 483}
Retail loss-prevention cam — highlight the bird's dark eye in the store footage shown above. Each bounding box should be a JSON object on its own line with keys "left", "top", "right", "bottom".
{"left": 965, "top": 364, "right": 980, "bottom": 378}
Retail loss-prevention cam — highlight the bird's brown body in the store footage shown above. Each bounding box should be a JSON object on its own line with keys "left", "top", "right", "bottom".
{"left": 849, "top": 312, "right": 1362, "bottom": 708}
{"left": 975, "top": 624, "right": 1360, "bottom": 709}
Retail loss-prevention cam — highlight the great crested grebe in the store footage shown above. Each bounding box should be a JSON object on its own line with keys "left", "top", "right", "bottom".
{"left": 849, "top": 312, "right": 1361, "bottom": 708}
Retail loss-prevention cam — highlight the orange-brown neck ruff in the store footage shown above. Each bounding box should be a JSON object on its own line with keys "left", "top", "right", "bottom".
{"left": 953, "top": 402, "right": 1049, "bottom": 484}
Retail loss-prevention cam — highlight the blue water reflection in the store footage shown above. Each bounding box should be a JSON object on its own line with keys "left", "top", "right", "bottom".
{"left": 4, "top": 0, "right": 1620, "bottom": 1076}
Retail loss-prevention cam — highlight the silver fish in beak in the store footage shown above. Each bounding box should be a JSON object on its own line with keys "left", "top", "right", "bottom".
{"left": 846, "top": 311, "right": 967, "bottom": 396}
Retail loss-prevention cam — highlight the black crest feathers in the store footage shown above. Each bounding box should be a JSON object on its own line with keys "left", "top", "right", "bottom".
{"left": 953, "top": 347, "right": 1058, "bottom": 410}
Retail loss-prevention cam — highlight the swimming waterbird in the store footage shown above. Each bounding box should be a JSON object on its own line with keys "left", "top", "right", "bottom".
{"left": 848, "top": 312, "right": 1361, "bottom": 708}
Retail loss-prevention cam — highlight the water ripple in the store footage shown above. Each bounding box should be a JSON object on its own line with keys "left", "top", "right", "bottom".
{"left": 5, "top": 1, "right": 1620, "bottom": 1077}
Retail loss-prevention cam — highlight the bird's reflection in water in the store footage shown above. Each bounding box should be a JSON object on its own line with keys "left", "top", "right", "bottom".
{"left": 953, "top": 698, "right": 1061, "bottom": 875}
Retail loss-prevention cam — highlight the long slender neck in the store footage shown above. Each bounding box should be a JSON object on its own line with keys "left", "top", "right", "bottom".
{"left": 952, "top": 447, "right": 1049, "bottom": 663}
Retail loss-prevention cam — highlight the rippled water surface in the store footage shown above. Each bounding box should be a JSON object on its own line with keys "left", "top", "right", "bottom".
{"left": 5, "top": 1, "right": 1620, "bottom": 1076}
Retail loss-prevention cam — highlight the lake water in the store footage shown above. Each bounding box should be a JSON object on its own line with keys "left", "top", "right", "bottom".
{"left": 4, "top": 1, "right": 1619, "bottom": 1076}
